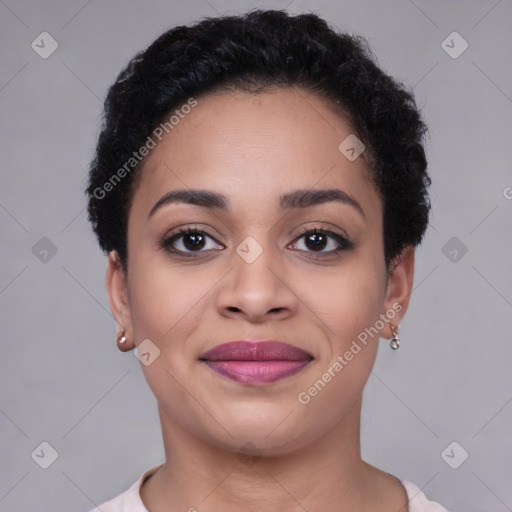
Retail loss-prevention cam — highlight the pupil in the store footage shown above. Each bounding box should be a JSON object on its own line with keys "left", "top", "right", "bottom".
{"left": 306, "top": 233, "right": 326, "bottom": 251}
{"left": 184, "top": 233, "right": 204, "bottom": 251}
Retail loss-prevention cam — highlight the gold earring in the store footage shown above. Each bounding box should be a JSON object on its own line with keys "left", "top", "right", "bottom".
{"left": 390, "top": 324, "right": 400, "bottom": 350}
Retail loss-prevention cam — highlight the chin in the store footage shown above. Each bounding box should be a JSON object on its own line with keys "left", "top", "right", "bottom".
{"left": 201, "top": 400, "right": 316, "bottom": 456}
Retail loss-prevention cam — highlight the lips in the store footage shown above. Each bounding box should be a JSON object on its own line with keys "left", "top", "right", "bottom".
{"left": 200, "top": 341, "right": 313, "bottom": 385}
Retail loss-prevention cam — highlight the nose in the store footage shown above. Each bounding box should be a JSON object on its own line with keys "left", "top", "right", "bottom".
{"left": 216, "top": 243, "right": 299, "bottom": 323}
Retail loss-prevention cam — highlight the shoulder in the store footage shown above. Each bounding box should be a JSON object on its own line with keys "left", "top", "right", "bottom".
{"left": 400, "top": 479, "right": 451, "bottom": 512}
{"left": 86, "top": 463, "right": 164, "bottom": 512}
{"left": 85, "top": 467, "right": 450, "bottom": 512}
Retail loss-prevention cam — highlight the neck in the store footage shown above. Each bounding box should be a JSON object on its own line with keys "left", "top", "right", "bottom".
{"left": 140, "top": 398, "right": 396, "bottom": 512}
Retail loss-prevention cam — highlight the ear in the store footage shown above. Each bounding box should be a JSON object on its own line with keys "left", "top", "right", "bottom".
{"left": 106, "top": 250, "right": 134, "bottom": 348}
{"left": 381, "top": 245, "right": 415, "bottom": 339}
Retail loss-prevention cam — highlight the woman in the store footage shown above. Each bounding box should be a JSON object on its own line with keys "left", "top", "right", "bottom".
{"left": 86, "top": 9, "right": 449, "bottom": 512}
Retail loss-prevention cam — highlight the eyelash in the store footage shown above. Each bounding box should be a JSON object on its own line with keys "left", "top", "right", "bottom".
{"left": 160, "top": 225, "right": 354, "bottom": 259}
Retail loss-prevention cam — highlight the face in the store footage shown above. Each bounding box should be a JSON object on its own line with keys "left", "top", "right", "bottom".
{"left": 107, "top": 87, "right": 414, "bottom": 455}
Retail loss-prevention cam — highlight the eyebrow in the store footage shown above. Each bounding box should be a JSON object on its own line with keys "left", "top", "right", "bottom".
{"left": 148, "top": 188, "right": 365, "bottom": 218}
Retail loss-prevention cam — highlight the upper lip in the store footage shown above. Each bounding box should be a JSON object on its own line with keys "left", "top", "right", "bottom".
{"left": 200, "top": 340, "right": 313, "bottom": 362}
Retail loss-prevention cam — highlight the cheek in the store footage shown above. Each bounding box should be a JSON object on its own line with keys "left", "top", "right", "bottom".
{"left": 126, "top": 256, "right": 215, "bottom": 390}
{"left": 295, "top": 260, "right": 385, "bottom": 345}
{"left": 294, "top": 266, "right": 384, "bottom": 423}
{"left": 126, "top": 259, "right": 206, "bottom": 408}
{"left": 127, "top": 257, "right": 205, "bottom": 341}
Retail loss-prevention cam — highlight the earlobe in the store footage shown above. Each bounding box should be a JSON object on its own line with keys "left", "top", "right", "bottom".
{"left": 382, "top": 246, "right": 415, "bottom": 339}
{"left": 106, "top": 251, "right": 134, "bottom": 348}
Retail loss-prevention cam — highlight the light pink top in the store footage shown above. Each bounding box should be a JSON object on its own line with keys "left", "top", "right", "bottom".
{"left": 88, "top": 464, "right": 450, "bottom": 512}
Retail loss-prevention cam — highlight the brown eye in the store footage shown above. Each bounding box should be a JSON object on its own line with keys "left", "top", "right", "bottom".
{"left": 290, "top": 228, "right": 353, "bottom": 255}
{"left": 162, "top": 228, "right": 224, "bottom": 255}
{"left": 303, "top": 231, "right": 328, "bottom": 251}
{"left": 181, "top": 232, "right": 206, "bottom": 251}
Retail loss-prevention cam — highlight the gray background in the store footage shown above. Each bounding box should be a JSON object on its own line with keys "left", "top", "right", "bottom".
{"left": 1, "top": 0, "right": 511, "bottom": 511}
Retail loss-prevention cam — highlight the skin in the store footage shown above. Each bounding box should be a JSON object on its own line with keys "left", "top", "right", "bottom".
{"left": 106, "top": 87, "right": 415, "bottom": 512}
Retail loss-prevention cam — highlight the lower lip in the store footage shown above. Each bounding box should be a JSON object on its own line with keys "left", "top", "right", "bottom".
{"left": 204, "top": 360, "right": 311, "bottom": 385}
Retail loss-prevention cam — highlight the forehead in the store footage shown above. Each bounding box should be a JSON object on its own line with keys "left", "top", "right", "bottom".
{"left": 129, "top": 87, "right": 381, "bottom": 221}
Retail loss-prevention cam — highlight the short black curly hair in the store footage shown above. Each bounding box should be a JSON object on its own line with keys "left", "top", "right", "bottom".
{"left": 86, "top": 9, "right": 430, "bottom": 272}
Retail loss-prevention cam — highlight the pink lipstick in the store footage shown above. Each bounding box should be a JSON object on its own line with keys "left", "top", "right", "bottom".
{"left": 200, "top": 341, "right": 313, "bottom": 385}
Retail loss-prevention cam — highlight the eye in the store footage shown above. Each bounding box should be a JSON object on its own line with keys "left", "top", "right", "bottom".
{"left": 289, "top": 227, "right": 353, "bottom": 255}
{"left": 161, "top": 227, "right": 224, "bottom": 255}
